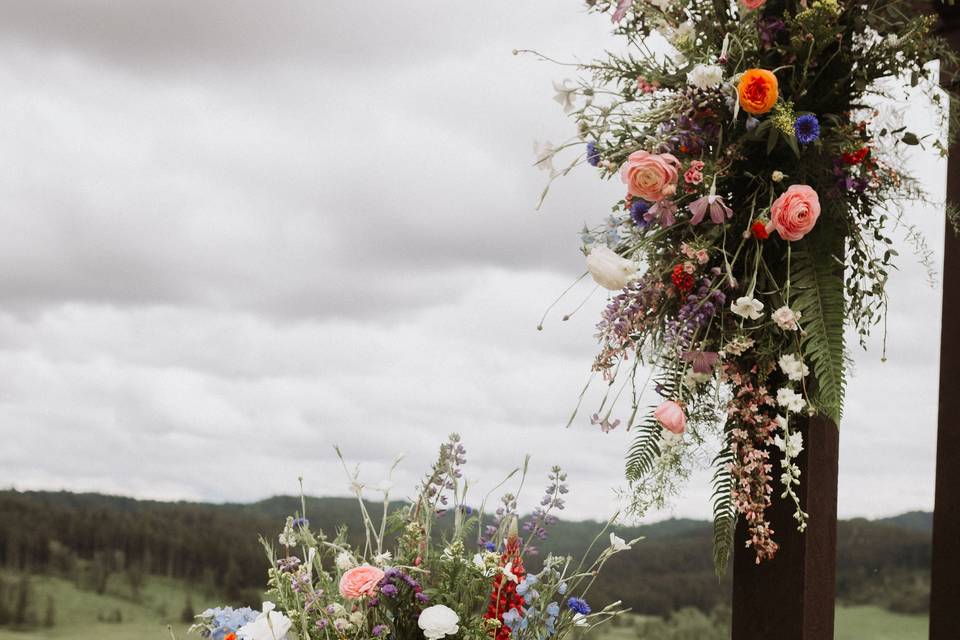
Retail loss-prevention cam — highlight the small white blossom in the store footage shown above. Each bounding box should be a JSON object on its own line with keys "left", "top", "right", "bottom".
{"left": 776, "top": 388, "right": 807, "bottom": 413}
{"left": 572, "top": 613, "right": 589, "bottom": 627}
{"left": 335, "top": 551, "right": 357, "bottom": 572}
{"left": 609, "top": 532, "right": 632, "bottom": 552}
{"left": 772, "top": 305, "right": 802, "bottom": 331}
{"left": 774, "top": 430, "right": 804, "bottom": 458}
{"left": 687, "top": 64, "right": 724, "bottom": 90}
{"left": 778, "top": 353, "right": 810, "bottom": 382}
{"left": 502, "top": 561, "right": 520, "bottom": 583}
{"left": 771, "top": 170, "right": 786, "bottom": 183}
{"left": 533, "top": 139, "right": 558, "bottom": 176}
{"left": 372, "top": 551, "right": 393, "bottom": 566}
{"left": 731, "top": 296, "right": 764, "bottom": 320}
{"left": 552, "top": 79, "right": 578, "bottom": 113}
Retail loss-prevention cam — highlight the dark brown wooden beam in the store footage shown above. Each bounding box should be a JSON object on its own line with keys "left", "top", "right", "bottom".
{"left": 930, "top": 6, "right": 960, "bottom": 638}
{"left": 731, "top": 414, "right": 839, "bottom": 640}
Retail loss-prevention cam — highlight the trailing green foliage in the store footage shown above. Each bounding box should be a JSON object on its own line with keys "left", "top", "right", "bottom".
{"left": 789, "top": 243, "right": 847, "bottom": 422}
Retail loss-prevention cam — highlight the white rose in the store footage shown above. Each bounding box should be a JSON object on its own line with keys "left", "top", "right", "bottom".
{"left": 586, "top": 245, "right": 637, "bottom": 290}
{"left": 687, "top": 64, "right": 724, "bottom": 90}
{"left": 237, "top": 602, "right": 292, "bottom": 640}
{"left": 418, "top": 605, "right": 460, "bottom": 640}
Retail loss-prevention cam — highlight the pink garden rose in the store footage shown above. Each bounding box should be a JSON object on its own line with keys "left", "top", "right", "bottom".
{"left": 767, "top": 185, "right": 820, "bottom": 241}
{"left": 654, "top": 400, "right": 686, "bottom": 435}
{"left": 620, "top": 150, "right": 681, "bottom": 202}
{"left": 339, "top": 565, "right": 385, "bottom": 599}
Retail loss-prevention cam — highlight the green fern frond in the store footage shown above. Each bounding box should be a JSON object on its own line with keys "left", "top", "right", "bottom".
{"left": 625, "top": 419, "right": 662, "bottom": 481}
{"left": 625, "top": 369, "right": 679, "bottom": 481}
{"left": 789, "top": 244, "right": 846, "bottom": 422}
{"left": 710, "top": 443, "right": 736, "bottom": 577}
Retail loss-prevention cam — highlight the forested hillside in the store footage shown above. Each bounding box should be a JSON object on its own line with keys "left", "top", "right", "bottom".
{"left": 0, "top": 491, "right": 932, "bottom": 617}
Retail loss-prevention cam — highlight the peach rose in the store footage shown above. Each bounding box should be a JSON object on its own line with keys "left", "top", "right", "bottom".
{"left": 737, "top": 69, "right": 778, "bottom": 115}
{"left": 654, "top": 400, "right": 686, "bottom": 435}
{"left": 339, "top": 565, "right": 385, "bottom": 599}
{"left": 620, "top": 150, "right": 681, "bottom": 202}
{"left": 740, "top": 0, "right": 766, "bottom": 10}
{"left": 767, "top": 185, "right": 821, "bottom": 241}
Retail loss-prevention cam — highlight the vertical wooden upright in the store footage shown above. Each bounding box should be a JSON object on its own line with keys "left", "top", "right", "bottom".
{"left": 731, "top": 414, "right": 839, "bottom": 640}
{"left": 930, "top": 6, "right": 960, "bottom": 639}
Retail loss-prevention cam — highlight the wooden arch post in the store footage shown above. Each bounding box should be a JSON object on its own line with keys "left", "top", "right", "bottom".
{"left": 930, "top": 4, "right": 960, "bottom": 639}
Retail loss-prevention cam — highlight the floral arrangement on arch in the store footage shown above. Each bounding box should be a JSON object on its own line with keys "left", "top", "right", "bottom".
{"left": 187, "top": 434, "right": 634, "bottom": 640}
{"left": 530, "top": 0, "right": 957, "bottom": 572}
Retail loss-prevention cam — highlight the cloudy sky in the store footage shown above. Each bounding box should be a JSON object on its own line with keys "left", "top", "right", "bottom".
{"left": 0, "top": 1, "right": 947, "bottom": 522}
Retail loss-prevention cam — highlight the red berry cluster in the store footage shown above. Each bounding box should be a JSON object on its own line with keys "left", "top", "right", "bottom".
{"left": 671, "top": 264, "right": 695, "bottom": 295}
{"left": 484, "top": 536, "right": 526, "bottom": 640}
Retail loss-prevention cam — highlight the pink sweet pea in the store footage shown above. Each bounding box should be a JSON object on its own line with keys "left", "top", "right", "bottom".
{"left": 654, "top": 400, "right": 686, "bottom": 435}
{"left": 688, "top": 195, "right": 733, "bottom": 225}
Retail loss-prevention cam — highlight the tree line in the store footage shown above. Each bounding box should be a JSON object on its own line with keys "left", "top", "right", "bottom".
{"left": 0, "top": 490, "right": 933, "bottom": 618}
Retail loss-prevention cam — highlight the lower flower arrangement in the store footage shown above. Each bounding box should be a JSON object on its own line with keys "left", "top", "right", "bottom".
{"left": 186, "top": 434, "right": 636, "bottom": 640}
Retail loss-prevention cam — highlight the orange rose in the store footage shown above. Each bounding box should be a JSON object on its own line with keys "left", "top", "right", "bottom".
{"left": 737, "top": 69, "right": 778, "bottom": 115}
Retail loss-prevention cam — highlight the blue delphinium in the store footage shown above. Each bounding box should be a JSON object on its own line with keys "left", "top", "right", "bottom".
{"left": 503, "top": 607, "right": 528, "bottom": 633}
{"left": 586, "top": 141, "right": 601, "bottom": 167}
{"left": 197, "top": 606, "right": 257, "bottom": 640}
{"left": 794, "top": 114, "right": 820, "bottom": 144}
{"left": 566, "top": 597, "right": 591, "bottom": 615}
{"left": 517, "top": 574, "right": 539, "bottom": 601}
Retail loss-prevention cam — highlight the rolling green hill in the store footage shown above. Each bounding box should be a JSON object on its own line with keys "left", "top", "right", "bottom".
{"left": 0, "top": 490, "right": 933, "bottom": 623}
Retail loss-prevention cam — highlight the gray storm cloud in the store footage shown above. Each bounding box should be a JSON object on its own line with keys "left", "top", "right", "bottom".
{"left": 0, "top": 1, "right": 946, "bottom": 521}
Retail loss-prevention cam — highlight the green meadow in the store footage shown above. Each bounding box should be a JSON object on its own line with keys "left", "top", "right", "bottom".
{"left": 0, "top": 571, "right": 928, "bottom": 640}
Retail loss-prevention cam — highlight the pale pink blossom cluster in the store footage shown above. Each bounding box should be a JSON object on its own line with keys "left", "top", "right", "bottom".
{"left": 683, "top": 160, "right": 705, "bottom": 185}
{"left": 724, "top": 363, "right": 779, "bottom": 562}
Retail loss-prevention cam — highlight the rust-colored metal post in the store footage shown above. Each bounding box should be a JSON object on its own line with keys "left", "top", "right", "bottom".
{"left": 930, "top": 6, "right": 960, "bottom": 638}
{"left": 731, "top": 414, "right": 839, "bottom": 639}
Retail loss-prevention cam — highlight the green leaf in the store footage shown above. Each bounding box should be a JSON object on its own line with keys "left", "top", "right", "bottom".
{"left": 711, "top": 443, "right": 736, "bottom": 577}
{"left": 902, "top": 132, "right": 920, "bottom": 145}
{"left": 766, "top": 125, "right": 778, "bottom": 154}
{"left": 789, "top": 243, "right": 846, "bottom": 422}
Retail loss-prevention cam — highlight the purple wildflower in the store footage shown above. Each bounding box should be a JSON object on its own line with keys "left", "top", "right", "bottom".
{"left": 586, "top": 141, "right": 601, "bottom": 167}
{"left": 687, "top": 195, "right": 733, "bottom": 225}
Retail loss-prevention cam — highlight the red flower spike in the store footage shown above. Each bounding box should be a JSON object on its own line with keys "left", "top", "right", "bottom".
{"left": 484, "top": 519, "right": 526, "bottom": 640}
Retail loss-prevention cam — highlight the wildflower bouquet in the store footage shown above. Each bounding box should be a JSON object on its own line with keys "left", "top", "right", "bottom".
{"left": 533, "top": 0, "right": 957, "bottom": 571}
{"left": 189, "top": 435, "right": 634, "bottom": 640}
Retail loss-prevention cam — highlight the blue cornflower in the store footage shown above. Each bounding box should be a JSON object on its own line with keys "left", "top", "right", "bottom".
{"left": 586, "top": 141, "right": 601, "bottom": 167}
{"left": 629, "top": 200, "right": 650, "bottom": 227}
{"left": 292, "top": 517, "right": 309, "bottom": 527}
{"left": 484, "top": 541, "right": 497, "bottom": 552}
{"left": 566, "top": 597, "right": 591, "bottom": 615}
{"left": 794, "top": 114, "right": 820, "bottom": 145}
